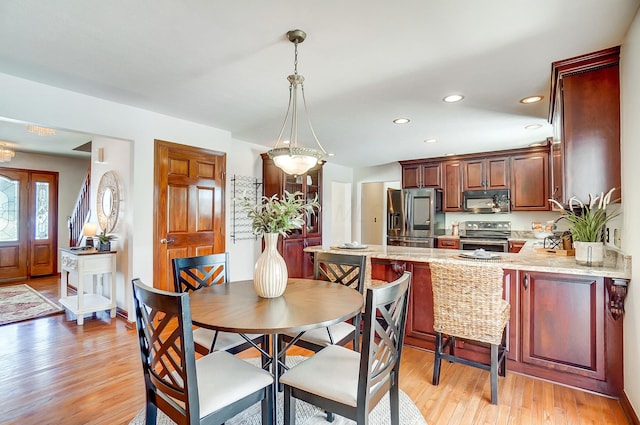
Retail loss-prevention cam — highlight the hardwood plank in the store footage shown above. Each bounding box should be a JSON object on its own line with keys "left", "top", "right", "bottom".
{"left": 0, "top": 276, "right": 631, "bottom": 425}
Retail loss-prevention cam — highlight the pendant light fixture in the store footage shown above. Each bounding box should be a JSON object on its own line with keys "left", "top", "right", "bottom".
{"left": 267, "top": 29, "right": 328, "bottom": 175}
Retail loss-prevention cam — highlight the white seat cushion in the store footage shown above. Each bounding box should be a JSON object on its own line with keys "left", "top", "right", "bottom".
{"left": 280, "top": 344, "right": 360, "bottom": 407}
{"left": 287, "top": 322, "right": 355, "bottom": 347}
{"left": 196, "top": 351, "right": 273, "bottom": 418}
{"left": 193, "top": 328, "right": 262, "bottom": 352}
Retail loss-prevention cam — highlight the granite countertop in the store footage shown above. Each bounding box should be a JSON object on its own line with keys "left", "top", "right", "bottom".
{"left": 307, "top": 243, "right": 631, "bottom": 279}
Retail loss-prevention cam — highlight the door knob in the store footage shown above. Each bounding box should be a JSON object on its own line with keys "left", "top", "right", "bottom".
{"left": 160, "top": 238, "right": 175, "bottom": 245}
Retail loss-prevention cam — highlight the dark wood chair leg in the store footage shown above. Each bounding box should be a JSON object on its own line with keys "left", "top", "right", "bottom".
{"left": 432, "top": 332, "right": 443, "bottom": 385}
{"left": 145, "top": 402, "right": 157, "bottom": 425}
{"left": 490, "top": 343, "right": 499, "bottom": 405}
{"left": 262, "top": 385, "right": 273, "bottom": 425}
{"left": 284, "top": 385, "right": 295, "bottom": 425}
{"left": 390, "top": 380, "right": 400, "bottom": 425}
{"left": 499, "top": 329, "right": 507, "bottom": 377}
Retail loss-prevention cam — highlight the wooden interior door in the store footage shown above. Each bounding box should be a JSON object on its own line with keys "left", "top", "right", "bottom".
{"left": 154, "top": 140, "right": 226, "bottom": 291}
{"left": 0, "top": 169, "right": 57, "bottom": 282}
{"left": 0, "top": 169, "right": 29, "bottom": 281}
{"left": 29, "top": 172, "right": 58, "bottom": 276}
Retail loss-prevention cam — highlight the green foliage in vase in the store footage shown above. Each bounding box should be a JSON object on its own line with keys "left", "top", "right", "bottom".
{"left": 96, "top": 230, "right": 117, "bottom": 243}
{"left": 549, "top": 188, "right": 620, "bottom": 242}
{"left": 238, "top": 190, "right": 320, "bottom": 237}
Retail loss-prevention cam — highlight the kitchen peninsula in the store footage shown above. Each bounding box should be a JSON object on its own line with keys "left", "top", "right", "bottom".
{"left": 305, "top": 243, "right": 630, "bottom": 398}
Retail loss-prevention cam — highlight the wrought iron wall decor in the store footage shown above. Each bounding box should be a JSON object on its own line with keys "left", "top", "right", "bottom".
{"left": 231, "top": 175, "right": 261, "bottom": 242}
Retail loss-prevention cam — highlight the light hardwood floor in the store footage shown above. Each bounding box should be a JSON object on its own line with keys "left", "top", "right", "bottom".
{"left": 0, "top": 276, "right": 631, "bottom": 425}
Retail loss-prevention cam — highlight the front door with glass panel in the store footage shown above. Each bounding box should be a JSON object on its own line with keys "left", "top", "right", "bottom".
{"left": 0, "top": 169, "right": 58, "bottom": 282}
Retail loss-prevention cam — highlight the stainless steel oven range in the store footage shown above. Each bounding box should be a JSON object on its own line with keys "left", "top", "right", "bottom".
{"left": 459, "top": 221, "right": 511, "bottom": 253}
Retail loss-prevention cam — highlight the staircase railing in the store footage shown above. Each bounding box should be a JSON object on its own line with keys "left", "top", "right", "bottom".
{"left": 68, "top": 168, "right": 91, "bottom": 247}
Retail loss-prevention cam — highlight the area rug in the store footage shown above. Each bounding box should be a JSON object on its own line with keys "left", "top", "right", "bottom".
{"left": 129, "top": 356, "right": 427, "bottom": 425}
{"left": 0, "top": 284, "right": 63, "bottom": 326}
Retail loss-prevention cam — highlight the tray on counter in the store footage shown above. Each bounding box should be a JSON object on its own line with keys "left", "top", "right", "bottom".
{"left": 534, "top": 247, "right": 576, "bottom": 256}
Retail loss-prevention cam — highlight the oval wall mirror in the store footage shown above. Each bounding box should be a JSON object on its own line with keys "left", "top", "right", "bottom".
{"left": 96, "top": 171, "right": 120, "bottom": 233}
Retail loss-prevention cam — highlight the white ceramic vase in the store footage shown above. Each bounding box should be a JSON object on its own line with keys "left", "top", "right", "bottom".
{"left": 253, "top": 233, "right": 288, "bottom": 298}
{"left": 574, "top": 241, "right": 604, "bottom": 267}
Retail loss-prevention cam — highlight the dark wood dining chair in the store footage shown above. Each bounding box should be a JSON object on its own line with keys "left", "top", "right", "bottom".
{"left": 172, "top": 253, "right": 267, "bottom": 355}
{"left": 429, "top": 261, "right": 510, "bottom": 405}
{"left": 280, "top": 271, "right": 411, "bottom": 425}
{"left": 131, "top": 278, "right": 273, "bottom": 425}
{"left": 280, "top": 252, "right": 367, "bottom": 356}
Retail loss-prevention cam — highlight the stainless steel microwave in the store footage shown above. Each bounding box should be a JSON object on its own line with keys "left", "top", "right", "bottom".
{"left": 462, "top": 189, "right": 510, "bottom": 213}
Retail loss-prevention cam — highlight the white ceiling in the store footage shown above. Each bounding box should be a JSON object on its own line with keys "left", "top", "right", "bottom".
{"left": 0, "top": 0, "right": 638, "bottom": 166}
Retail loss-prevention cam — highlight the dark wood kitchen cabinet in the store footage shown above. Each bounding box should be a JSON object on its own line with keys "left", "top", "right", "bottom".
{"left": 442, "top": 161, "right": 463, "bottom": 211}
{"left": 549, "top": 46, "right": 621, "bottom": 204}
{"left": 400, "top": 161, "right": 441, "bottom": 188}
{"left": 261, "top": 153, "right": 323, "bottom": 278}
{"left": 368, "top": 258, "right": 624, "bottom": 397}
{"left": 516, "top": 271, "right": 623, "bottom": 396}
{"left": 510, "top": 149, "right": 550, "bottom": 211}
{"left": 463, "top": 157, "right": 509, "bottom": 191}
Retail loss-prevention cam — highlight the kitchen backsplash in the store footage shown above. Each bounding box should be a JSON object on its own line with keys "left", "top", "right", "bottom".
{"left": 444, "top": 209, "right": 624, "bottom": 249}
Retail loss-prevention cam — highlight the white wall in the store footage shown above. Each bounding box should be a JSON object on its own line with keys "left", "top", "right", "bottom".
{"left": 330, "top": 182, "right": 352, "bottom": 245}
{"left": 620, "top": 8, "right": 640, "bottom": 416}
{"left": 89, "top": 137, "right": 132, "bottom": 313}
{"left": 352, "top": 162, "right": 402, "bottom": 242}
{"left": 0, "top": 151, "right": 90, "bottom": 263}
{"left": 0, "top": 73, "right": 267, "bottom": 316}
{"left": 321, "top": 162, "right": 354, "bottom": 246}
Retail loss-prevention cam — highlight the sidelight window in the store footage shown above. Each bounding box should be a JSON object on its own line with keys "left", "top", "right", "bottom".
{"left": 35, "top": 181, "right": 49, "bottom": 240}
{"left": 0, "top": 176, "right": 18, "bottom": 241}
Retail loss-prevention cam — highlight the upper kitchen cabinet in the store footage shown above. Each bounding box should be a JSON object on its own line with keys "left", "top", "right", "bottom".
{"left": 549, "top": 46, "right": 621, "bottom": 204}
{"left": 400, "top": 160, "right": 441, "bottom": 188}
{"left": 261, "top": 153, "right": 323, "bottom": 278}
{"left": 463, "top": 157, "right": 510, "bottom": 191}
{"left": 442, "top": 161, "right": 463, "bottom": 211}
{"left": 510, "top": 146, "right": 550, "bottom": 211}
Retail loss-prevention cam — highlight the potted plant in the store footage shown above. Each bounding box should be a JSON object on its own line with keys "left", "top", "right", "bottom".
{"left": 238, "top": 190, "right": 320, "bottom": 298}
{"left": 96, "top": 230, "right": 117, "bottom": 252}
{"left": 549, "top": 188, "right": 620, "bottom": 266}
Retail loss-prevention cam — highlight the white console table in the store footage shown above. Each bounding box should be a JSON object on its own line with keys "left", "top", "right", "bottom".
{"left": 59, "top": 248, "right": 117, "bottom": 325}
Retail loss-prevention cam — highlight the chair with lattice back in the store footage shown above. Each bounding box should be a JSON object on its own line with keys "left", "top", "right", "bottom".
{"left": 280, "top": 271, "right": 411, "bottom": 425}
{"left": 429, "top": 261, "right": 510, "bottom": 405}
{"left": 131, "top": 278, "right": 273, "bottom": 425}
{"left": 280, "top": 252, "right": 367, "bottom": 356}
{"left": 172, "top": 253, "right": 267, "bottom": 355}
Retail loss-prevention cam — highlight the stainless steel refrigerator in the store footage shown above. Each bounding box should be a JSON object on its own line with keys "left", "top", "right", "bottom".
{"left": 387, "top": 188, "right": 445, "bottom": 248}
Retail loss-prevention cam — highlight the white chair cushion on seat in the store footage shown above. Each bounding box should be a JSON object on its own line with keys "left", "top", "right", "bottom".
{"left": 196, "top": 351, "right": 273, "bottom": 418}
{"left": 193, "top": 328, "right": 262, "bottom": 352}
{"left": 287, "top": 322, "right": 355, "bottom": 347}
{"left": 280, "top": 344, "right": 360, "bottom": 407}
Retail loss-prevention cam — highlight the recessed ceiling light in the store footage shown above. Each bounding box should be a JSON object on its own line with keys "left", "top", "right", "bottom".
{"left": 520, "top": 95, "right": 543, "bottom": 104}
{"left": 27, "top": 125, "right": 56, "bottom": 136}
{"left": 393, "top": 118, "right": 410, "bottom": 124}
{"left": 327, "top": 152, "right": 335, "bottom": 157}
{"left": 525, "top": 124, "right": 542, "bottom": 130}
{"left": 424, "top": 139, "right": 437, "bottom": 144}
{"left": 529, "top": 142, "right": 543, "bottom": 147}
{"left": 445, "top": 153, "right": 456, "bottom": 156}
{"left": 283, "top": 140, "right": 290, "bottom": 145}
{"left": 443, "top": 94, "right": 464, "bottom": 103}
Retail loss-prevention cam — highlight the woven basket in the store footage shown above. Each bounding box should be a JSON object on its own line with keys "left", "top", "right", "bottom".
{"left": 430, "top": 262, "right": 510, "bottom": 345}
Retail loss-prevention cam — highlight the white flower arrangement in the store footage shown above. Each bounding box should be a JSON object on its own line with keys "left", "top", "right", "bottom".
{"left": 548, "top": 188, "right": 619, "bottom": 242}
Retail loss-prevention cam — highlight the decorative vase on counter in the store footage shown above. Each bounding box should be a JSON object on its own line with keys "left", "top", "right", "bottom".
{"left": 97, "top": 241, "right": 111, "bottom": 252}
{"left": 253, "top": 233, "right": 288, "bottom": 298}
{"left": 574, "top": 241, "right": 604, "bottom": 267}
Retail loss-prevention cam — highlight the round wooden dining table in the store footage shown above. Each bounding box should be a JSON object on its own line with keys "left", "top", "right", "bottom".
{"left": 189, "top": 278, "right": 364, "bottom": 425}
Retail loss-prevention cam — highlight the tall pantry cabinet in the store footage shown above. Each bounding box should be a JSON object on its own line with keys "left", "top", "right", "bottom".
{"left": 261, "top": 153, "right": 323, "bottom": 278}
{"left": 549, "top": 46, "right": 621, "bottom": 204}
